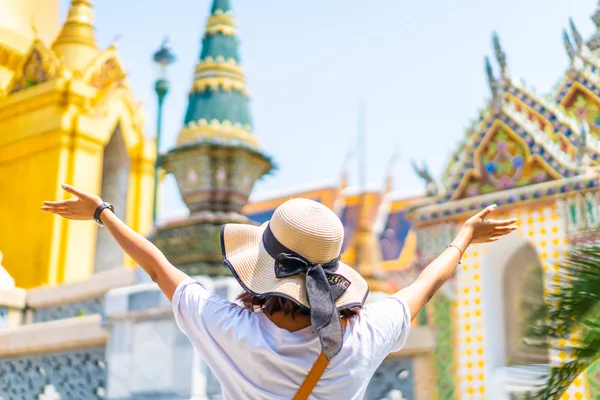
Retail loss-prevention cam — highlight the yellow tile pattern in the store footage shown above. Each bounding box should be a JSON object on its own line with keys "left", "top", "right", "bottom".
{"left": 455, "top": 245, "right": 486, "bottom": 399}
{"left": 454, "top": 202, "right": 589, "bottom": 399}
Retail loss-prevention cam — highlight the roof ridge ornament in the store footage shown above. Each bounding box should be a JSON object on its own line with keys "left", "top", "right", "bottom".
{"left": 563, "top": 29, "right": 577, "bottom": 61}
{"left": 492, "top": 32, "right": 507, "bottom": 74}
{"left": 410, "top": 159, "right": 439, "bottom": 197}
{"left": 570, "top": 18, "right": 583, "bottom": 50}
{"left": 592, "top": 1, "right": 600, "bottom": 28}
{"left": 485, "top": 55, "right": 496, "bottom": 93}
{"left": 31, "top": 15, "right": 39, "bottom": 39}
{"left": 384, "top": 150, "right": 400, "bottom": 193}
{"left": 485, "top": 56, "right": 503, "bottom": 111}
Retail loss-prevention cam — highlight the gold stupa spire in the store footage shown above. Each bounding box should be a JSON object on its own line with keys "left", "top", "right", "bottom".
{"left": 52, "top": 0, "right": 98, "bottom": 71}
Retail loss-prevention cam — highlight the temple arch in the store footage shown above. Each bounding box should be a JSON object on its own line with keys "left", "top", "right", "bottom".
{"left": 94, "top": 124, "right": 130, "bottom": 273}
{"left": 481, "top": 234, "right": 548, "bottom": 398}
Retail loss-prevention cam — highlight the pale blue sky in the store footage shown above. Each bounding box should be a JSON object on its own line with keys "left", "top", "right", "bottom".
{"left": 61, "top": 0, "right": 598, "bottom": 219}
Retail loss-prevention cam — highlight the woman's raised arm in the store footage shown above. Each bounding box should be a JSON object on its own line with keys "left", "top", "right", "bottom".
{"left": 395, "top": 205, "right": 517, "bottom": 320}
{"left": 41, "top": 184, "right": 189, "bottom": 301}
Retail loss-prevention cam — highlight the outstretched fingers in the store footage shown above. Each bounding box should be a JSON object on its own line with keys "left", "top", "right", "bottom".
{"left": 491, "top": 228, "right": 517, "bottom": 238}
{"left": 476, "top": 205, "right": 497, "bottom": 219}
{"left": 493, "top": 224, "right": 518, "bottom": 232}
{"left": 487, "top": 218, "right": 518, "bottom": 226}
{"left": 61, "top": 184, "right": 85, "bottom": 198}
{"left": 49, "top": 209, "right": 74, "bottom": 219}
{"left": 40, "top": 206, "right": 67, "bottom": 211}
{"left": 42, "top": 197, "right": 79, "bottom": 209}
{"left": 42, "top": 201, "right": 68, "bottom": 208}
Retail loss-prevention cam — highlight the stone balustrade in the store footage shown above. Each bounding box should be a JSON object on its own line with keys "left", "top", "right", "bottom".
{"left": 0, "top": 315, "right": 108, "bottom": 399}
{"left": 0, "top": 266, "right": 138, "bottom": 399}
{"left": 0, "top": 287, "right": 26, "bottom": 330}
{"left": 26, "top": 268, "right": 137, "bottom": 324}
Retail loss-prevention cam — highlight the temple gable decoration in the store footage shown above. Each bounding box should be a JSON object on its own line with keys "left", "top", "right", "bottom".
{"left": 453, "top": 124, "right": 558, "bottom": 200}
{"left": 7, "top": 39, "right": 59, "bottom": 94}
{"left": 82, "top": 48, "right": 127, "bottom": 91}
{"left": 439, "top": 34, "right": 588, "bottom": 203}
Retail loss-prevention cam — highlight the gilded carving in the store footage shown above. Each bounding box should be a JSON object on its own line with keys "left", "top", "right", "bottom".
{"left": 8, "top": 41, "right": 59, "bottom": 94}
{"left": 89, "top": 57, "right": 125, "bottom": 90}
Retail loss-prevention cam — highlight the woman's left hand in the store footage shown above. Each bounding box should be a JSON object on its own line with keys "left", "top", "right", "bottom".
{"left": 462, "top": 205, "right": 518, "bottom": 244}
{"left": 41, "top": 184, "right": 103, "bottom": 220}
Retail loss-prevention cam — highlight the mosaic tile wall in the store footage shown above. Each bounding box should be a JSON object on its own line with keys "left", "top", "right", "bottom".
{"left": 431, "top": 292, "right": 456, "bottom": 400}
{"left": 454, "top": 201, "right": 590, "bottom": 399}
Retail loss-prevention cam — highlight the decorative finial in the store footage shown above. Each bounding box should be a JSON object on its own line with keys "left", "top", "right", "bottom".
{"left": 31, "top": 15, "right": 39, "bottom": 39}
{"left": 570, "top": 18, "right": 583, "bottom": 49}
{"left": 384, "top": 150, "right": 400, "bottom": 193}
{"left": 492, "top": 32, "right": 507, "bottom": 73}
{"left": 592, "top": 1, "right": 600, "bottom": 28}
{"left": 563, "top": 29, "right": 577, "bottom": 60}
{"left": 411, "top": 159, "right": 438, "bottom": 197}
{"left": 109, "top": 34, "right": 121, "bottom": 49}
{"left": 485, "top": 56, "right": 497, "bottom": 95}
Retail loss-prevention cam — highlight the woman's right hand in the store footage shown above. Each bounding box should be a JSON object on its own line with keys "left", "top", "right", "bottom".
{"left": 462, "top": 205, "right": 518, "bottom": 244}
{"left": 41, "top": 184, "right": 103, "bottom": 221}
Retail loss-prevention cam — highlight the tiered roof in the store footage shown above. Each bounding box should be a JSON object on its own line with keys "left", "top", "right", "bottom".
{"left": 411, "top": 13, "right": 600, "bottom": 224}
{"left": 178, "top": 0, "right": 258, "bottom": 150}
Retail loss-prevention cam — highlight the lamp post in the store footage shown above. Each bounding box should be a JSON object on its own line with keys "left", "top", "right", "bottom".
{"left": 152, "top": 38, "right": 176, "bottom": 224}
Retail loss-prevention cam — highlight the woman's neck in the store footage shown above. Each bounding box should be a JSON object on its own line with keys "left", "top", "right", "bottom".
{"left": 265, "top": 311, "right": 311, "bottom": 332}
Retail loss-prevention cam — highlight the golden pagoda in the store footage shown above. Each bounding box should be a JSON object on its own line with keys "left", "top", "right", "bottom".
{"left": 0, "top": 0, "right": 155, "bottom": 288}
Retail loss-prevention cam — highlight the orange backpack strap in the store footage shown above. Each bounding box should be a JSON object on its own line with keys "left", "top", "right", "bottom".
{"left": 293, "top": 318, "right": 348, "bottom": 400}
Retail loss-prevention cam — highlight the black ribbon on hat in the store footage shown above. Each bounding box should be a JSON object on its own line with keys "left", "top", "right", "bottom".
{"left": 262, "top": 224, "right": 351, "bottom": 360}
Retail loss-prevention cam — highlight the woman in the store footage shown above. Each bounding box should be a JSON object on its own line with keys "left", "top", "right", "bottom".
{"left": 42, "top": 184, "right": 517, "bottom": 400}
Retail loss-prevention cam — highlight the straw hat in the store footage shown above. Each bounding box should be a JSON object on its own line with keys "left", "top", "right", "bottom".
{"left": 221, "top": 198, "right": 370, "bottom": 311}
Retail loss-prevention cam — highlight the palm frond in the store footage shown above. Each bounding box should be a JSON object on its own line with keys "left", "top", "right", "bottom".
{"left": 524, "top": 232, "right": 600, "bottom": 399}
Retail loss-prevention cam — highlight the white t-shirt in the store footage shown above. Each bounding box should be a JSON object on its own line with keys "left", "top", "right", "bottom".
{"left": 172, "top": 278, "right": 411, "bottom": 400}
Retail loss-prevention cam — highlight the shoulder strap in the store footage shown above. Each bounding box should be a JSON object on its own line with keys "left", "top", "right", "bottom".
{"left": 293, "top": 318, "right": 348, "bottom": 400}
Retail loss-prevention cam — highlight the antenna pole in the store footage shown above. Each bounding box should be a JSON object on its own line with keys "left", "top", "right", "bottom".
{"left": 357, "top": 99, "right": 366, "bottom": 192}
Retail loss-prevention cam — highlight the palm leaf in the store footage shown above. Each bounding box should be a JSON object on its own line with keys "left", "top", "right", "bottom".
{"left": 523, "top": 232, "right": 600, "bottom": 399}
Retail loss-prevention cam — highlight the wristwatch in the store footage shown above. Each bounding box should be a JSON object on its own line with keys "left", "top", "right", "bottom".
{"left": 93, "top": 202, "right": 114, "bottom": 227}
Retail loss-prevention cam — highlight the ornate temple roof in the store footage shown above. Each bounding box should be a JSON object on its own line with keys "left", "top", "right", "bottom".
{"left": 587, "top": 3, "right": 600, "bottom": 51}
{"left": 1, "top": 0, "right": 137, "bottom": 100}
{"left": 51, "top": 0, "right": 99, "bottom": 72}
{"left": 412, "top": 27, "right": 600, "bottom": 225}
{"left": 178, "top": 0, "right": 257, "bottom": 149}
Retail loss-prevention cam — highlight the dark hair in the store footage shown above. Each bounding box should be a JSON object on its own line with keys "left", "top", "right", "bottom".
{"left": 237, "top": 291, "right": 360, "bottom": 319}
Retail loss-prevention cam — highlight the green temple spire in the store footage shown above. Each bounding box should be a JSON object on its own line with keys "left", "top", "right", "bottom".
{"left": 178, "top": 0, "right": 256, "bottom": 149}
{"left": 156, "top": 0, "right": 273, "bottom": 275}
{"left": 211, "top": 0, "right": 232, "bottom": 13}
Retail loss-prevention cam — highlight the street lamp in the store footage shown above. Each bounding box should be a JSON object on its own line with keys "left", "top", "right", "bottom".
{"left": 152, "top": 38, "right": 176, "bottom": 224}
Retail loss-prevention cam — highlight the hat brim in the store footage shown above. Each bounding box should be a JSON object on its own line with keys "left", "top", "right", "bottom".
{"left": 221, "top": 223, "right": 370, "bottom": 310}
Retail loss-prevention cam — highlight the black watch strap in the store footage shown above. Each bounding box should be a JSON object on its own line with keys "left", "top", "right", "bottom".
{"left": 93, "top": 202, "right": 114, "bottom": 227}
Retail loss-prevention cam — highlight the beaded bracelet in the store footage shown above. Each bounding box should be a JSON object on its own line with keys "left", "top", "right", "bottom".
{"left": 446, "top": 244, "right": 464, "bottom": 260}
